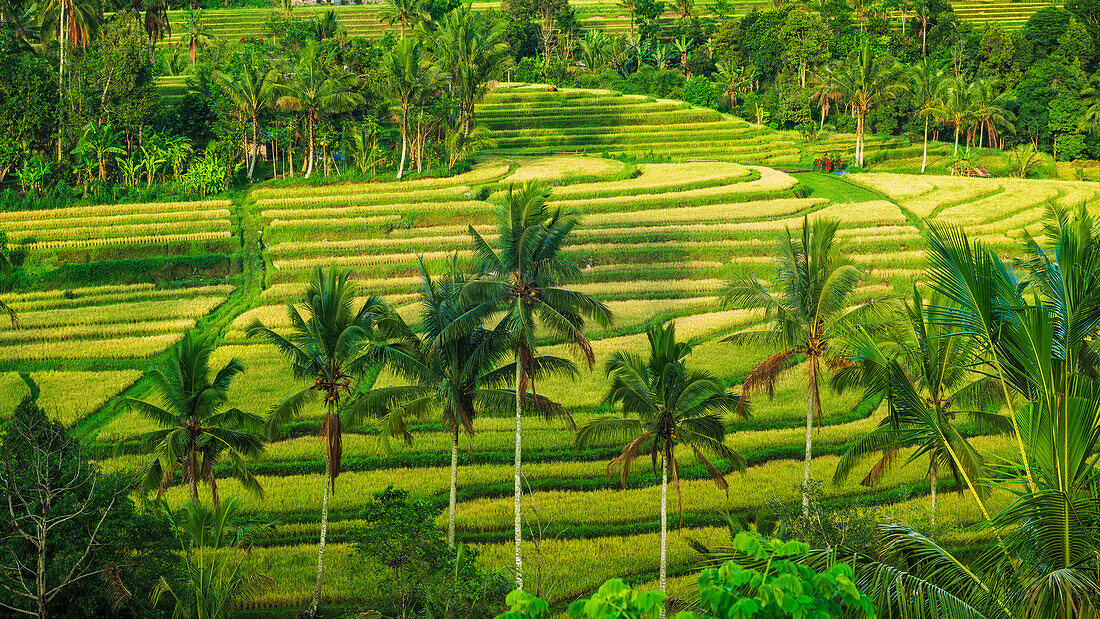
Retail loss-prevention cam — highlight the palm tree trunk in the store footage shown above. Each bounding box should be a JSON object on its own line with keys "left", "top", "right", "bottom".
{"left": 448, "top": 429, "right": 458, "bottom": 548}
{"left": 305, "top": 114, "right": 316, "bottom": 179}
{"left": 819, "top": 103, "right": 826, "bottom": 130}
{"left": 802, "top": 360, "right": 818, "bottom": 519}
{"left": 513, "top": 357, "right": 524, "bottom": 591}
{"left": 308, "top": 467, "right": 331, "bottom": 618}
{"left": 954, "top": 125, "right": 960, "bottom": 158}
{"left": 397, "top": 107, "right": 408, "bottom": 180}
{"left": 211, "top": 476, "right": 220, "bottom": 510}
{"left": 929, "top": 456, "right": 937, "bottom": 535}
{"left": 659, "top": 455, "right": 668, "bottom": 594}
{"left": 921, "top": 116, "right": 929, "bottom": 173}
{"left": 248, "top": 116, "right": 258, "bottom": 180}
{"left": 187, "top": 449, "right": 199, "bottom": 503}
{"left": 58, "top": 4, "right": 67, "bottom": 163}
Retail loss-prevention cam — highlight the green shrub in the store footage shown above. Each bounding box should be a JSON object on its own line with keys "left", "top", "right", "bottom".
{"left": 681, "top": 75, "right": 716, "bottom": 109}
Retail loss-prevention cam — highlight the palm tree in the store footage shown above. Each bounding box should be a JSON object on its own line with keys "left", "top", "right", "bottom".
{"left": 314, "top": 8, "right": 339, "bottom": 40}
{"left": 276, "top": 41, "right": 366, "bottom": 179}
{"left": 809, "top": 62, "right": 841, "bottom": 130}
{"left": 576, "top": 322, "right": 743, "bottom": 593}
{"left": 346, "top": 258, "right": 515, "bottom": 547}
{"left": 426, "top": 6, "right": 510, "bottom": 136}
{"left": 834, "top": 41, "right": 903, "bottom": 167}
{"left": 383, "top": 37, "right": 439, "bottom": 179}
{"left": 379, "top": 0, "right": 425, "bottom": 38}
{"left": 940, "top": 79, "right": 975, "bottom": 157}
{"left": 179, "top": 9, "right": 211, "bottom": 68}
{"left": 152, "top": 498, "right": 275, "bottom": 617}
{"left": 468, "top": 181, "right": 613, "bottom": 589}
{"left": 116, "top": 331, "right": 266, "bottom": 509}
{"left": 969, "top": 78, "right": 1015, "bottom": 149}
{"left": 819, "top": 216, "right": 1100, "bottom": 618}
{"left": 246, "top": 267, "right": 387, "bottom": 618}
{"left": 908, "top": 58, "right": 948, "bottom": 173}
{"left": 213, "top": 54, "right": 280, "bottom": 181}
{"left": 721, "top": 216, "right": 869, "bottom": 518}
{"left": 831, "top": 287, "right": 1008, "bottom": 529}
{"left": 70, "top": 121, "right": 125, "bottom": 183}
{"left": 914, "top": 0, "right": 932, "bottom": 56}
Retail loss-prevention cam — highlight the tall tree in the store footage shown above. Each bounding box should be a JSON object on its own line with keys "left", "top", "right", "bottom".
{"left": 468, "top": 181, "right": 613, "bottom": 590}
{"left": 834, "top": 41, "right": 903, "bottom": 166}
{"left": 246, "top": 267, "right": 387, "bottom": 618}
{"left": 383, "top": 37, "right": 439, "bottom": 179}
{"left": 116, "top": 331, "right": 265, "bottom": 509}
{"left": 178, "top": 8, "right": 211, "bottom": 68}
{"left": 276, "top": 41, "right": 366, "bottom": 179}
{"left": 969, "top": 78, "right": 1016, "bottom": 149}
{"left": 576, "top": 322, "right": 744, "bottom": 593}
{"left": 213, "top": 54, "right": 281, "bottom": 181}
{"left": 721, "top": 216, "right": 870, "bottom": 517}
{"left": 379, "top": 0, "right": 426, "bottom": 38}
{"left": 941, "top": 79, "right": 975, "bottom": 156}
{"left": 70, "top": 121, "right": 124, "bottom": 183}
{"left": 908, "top": 57, "right": 948, "bottom": 173}
{"left": 427, "top": 5, "right": 510, "bottom": 136}
{"left": 831, "top": 287, "right": 1008, "bottom": 529}
{"left": 809, "top": 62, "right": 841, "bottom": 130}
{"left": 348, "top": 258, "right": 530, "bottom": 547}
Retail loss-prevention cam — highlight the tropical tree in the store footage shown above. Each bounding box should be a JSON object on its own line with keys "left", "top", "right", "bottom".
{"left": 913, "top": 0, "right": 932, "bottom": 56}
{"left": 811, "top": 214, "right": 1100, "bottom": 618}
{"left": 346, "top": 258, "right": 514, "bottom": 547}
{"left": 831, "top": 287, "right": 1008, "bottom": 529}
{"left": 809, "top": 62, "right": 841, "bottom": 130}
{"left": 213, "top": 54, "right": 281, "bottom": 180}
{"left": 276, "top": 41, "right": 366, "bottom": 179}
{"left": 70, "top": 121, "right": 124, "bottom": 183}
{"left": 314, "top": 8, "right": 339, "bottom": 40}
{"left": 969, "top": 78, "right": 1015, "bottom": 149}
{"left": 576, "top": 322, "right": 743, "bottom": 593}
{"left": 940, "top": 80, "right": 974, "bottom": 157}
{"left": 151, "top": 498, "right": 275, "bottom": 617}
{"left": 115, "top": 331, "right": 266, "bottom": 509}
{"left": 427, "top": 5, "right": 510, "bottom": 136}
{"left": 834, "top": 41, "right": 903, "bottom": 166}
{"left": 721, "top": 216, "right": 870, "bottom": 517}
{"left": 908, "top": 57, "right": 948, "bottom": 173}
{"left": 179, "top": 8, "right": 211, "bottom": 68}
{"left": 40, "top": 0, "right": 100, "bottom": 84}
{"left": 383, "top": 37, "right": 439, "bottom": 179}
{"left": 379, "top": 0, "right": 426, "bottom": 38}
{"left": 246, "top": 267, "right": 386, "bottom": 618}
{"left": 468, "top": 181, "right": 613, "bottom": 589}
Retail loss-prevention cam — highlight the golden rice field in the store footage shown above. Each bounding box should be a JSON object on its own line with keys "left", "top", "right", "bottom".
{"left": 5, "top": 87, "right": 1099, "bottom": 613}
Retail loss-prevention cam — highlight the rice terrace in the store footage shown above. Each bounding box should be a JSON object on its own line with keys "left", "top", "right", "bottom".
{"left": 3, "top": 0, "right": 1100, "bottom": 616}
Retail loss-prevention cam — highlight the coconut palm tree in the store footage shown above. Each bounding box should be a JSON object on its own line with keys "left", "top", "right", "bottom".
{"left": 152, "top": 498, "right": 275, "bottom": 618}
{"left": 809, "top": 62, "right": 841, "bottom": 130}
{"left": 426, "top": 5, "right": 510, "bottom": 136}
{"left": 115, "top": 331, "right": 266, "bottom": 509}
{"left": 179, "top": 8, "right": 211, "bottom": 68}
{"left": 383, "top": 37, "right": 440, "bottom": 179}
{"left": 70, "top": 121, "right": 125, "bottom": 183}
{"left": 379, "top": 0, "right": 426, "bottom": 38}
{"left": 346, "top": 258, "right": 518, "bottom": 547}
{"left": 908, "top": 58, "right": 948, "bottom": 173}
{"left": 276, "top": 41, "right": 365, "bottom": 179}
{"left": 213, "top": 55, "right": 281, "bottom": 181}
{"left": 246, "top": 267, "right": 387, "bottom": 618}
{"left": 831, "top": 287, "right": 1008, "bottom": 529}
{"left": 834, "top": 41, "right": 903, "bottom": 166}
{"left": 969, "top": 78, "right": 1015, "bottom": 149}
{"left": 468, "top": 181, "right": 613, "bottom": 589}
{"left": 940, "top": 80, "right": 974, "bottom": 157}
{"left": 721, "top": 215, "right": 870, "bottom": 518}
{"left": 914, "top": 0, "right": 932, "bottom": 56}
{"left": 576, "top": 322, "right": 743, "bottom": 593}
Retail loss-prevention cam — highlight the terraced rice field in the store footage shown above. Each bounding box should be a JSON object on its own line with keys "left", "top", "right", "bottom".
{"left": 0, "top": 195, "right": 239, "bottom": 426}
{"left": 154, "top": 0, "right": 1053, "bottom": 46}
{"left": 8, "top": 83, "right": 1093, "bottom": 612}
{"left": 477, "top": 86, "right": 909, "bottom": 166}
{"left": 77, "top": 149, "right": 970, "bottom": 610}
